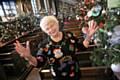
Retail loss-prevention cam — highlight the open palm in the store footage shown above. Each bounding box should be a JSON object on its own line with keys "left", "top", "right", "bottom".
{"left": 14, "top": 40, "right": 31, "bottom": 59}
{"left": 88, "top": 20, "right": 99, "bottom": 37}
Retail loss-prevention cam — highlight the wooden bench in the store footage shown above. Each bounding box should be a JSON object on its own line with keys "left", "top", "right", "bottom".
{"left": 39, "top": 66, "right": 114, "bottom": 80}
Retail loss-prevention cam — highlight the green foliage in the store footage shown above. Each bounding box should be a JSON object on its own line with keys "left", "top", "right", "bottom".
{"left": 90, "top": 9, "right": 120, "bottom": 67}
{"left": 91, "top": 46, "right": 120, "bottom": 66}
{"left": 0, "top": 14, "right": 40, "bottom": 43}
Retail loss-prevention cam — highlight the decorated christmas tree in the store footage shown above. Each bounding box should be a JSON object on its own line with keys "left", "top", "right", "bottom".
{"left": 90, "top": 8, "right": 120, "bottom": 67}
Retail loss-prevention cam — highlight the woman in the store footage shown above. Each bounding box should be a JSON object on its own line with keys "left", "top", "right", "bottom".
{"left": 14, "top": 16, "right": 98, "bottom": 80}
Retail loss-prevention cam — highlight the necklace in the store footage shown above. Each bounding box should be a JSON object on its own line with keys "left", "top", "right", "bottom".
{"left": 50, "top": 32, "right": 63, "bottom": 42}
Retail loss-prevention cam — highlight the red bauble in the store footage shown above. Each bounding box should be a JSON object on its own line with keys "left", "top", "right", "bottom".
{"left": 99, "top": 22, "right": 104, "bottom": 28}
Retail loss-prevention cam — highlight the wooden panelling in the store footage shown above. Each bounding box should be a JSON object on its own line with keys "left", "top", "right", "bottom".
{"left": 39, "top": 66, "right": 112, "bottom": 80}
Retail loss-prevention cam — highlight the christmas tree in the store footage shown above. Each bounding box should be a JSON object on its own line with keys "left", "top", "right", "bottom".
{"left": 90, "top": 8, "right": 120, "bottom": 67}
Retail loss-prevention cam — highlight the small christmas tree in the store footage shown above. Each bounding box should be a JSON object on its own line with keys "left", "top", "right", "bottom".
{"left": 90, "top": 9, "right": 120, "bottom": 67}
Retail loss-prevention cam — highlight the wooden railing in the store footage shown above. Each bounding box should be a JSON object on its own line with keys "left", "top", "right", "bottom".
{"left": 0, "top": 31, "right": 45, "bottom": 80}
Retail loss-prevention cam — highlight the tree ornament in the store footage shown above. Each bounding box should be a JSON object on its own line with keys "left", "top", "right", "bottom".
{"left": 87, "top": 11, "right": 92, "bottom": 17}
{"left": 111, "top": 63, "right": 120, "bottom": 72}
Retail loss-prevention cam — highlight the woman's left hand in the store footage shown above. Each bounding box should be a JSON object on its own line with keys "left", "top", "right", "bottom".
{"left": 83, "top": 20, "right": 99, "bottom": 48}
{"left": 87, "top": 20, "right": 99, "bottom": 37}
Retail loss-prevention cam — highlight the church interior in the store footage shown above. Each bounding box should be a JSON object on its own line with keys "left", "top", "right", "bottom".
{"left": 0, "top": 0, "right": 120, "bottom": 80}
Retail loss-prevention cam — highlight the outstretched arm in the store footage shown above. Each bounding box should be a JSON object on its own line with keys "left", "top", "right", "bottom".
{"left": 83, "top": 20, "right": 99, "bottom": 48}
{"left": 14, "top": 40, "right": 37, "bottom": 66}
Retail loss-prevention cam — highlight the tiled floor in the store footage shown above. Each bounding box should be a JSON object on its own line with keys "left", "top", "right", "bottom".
{"left": 26, "top": 68, "right": 41, "bottom": 80}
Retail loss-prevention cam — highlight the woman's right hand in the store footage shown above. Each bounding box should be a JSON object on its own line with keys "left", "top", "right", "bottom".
{"left": 14, "top": 40, "right": 37, "bottom": 66}
{"left": 14, "top": 40, "right": 31, "bottom": 59}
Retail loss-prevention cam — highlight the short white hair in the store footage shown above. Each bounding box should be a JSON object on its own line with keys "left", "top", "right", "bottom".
{"left": 40, "top": 16, "right": 59, "bottom": 28}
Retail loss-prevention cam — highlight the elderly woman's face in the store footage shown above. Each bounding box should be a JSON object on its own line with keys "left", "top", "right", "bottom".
{"left": 41, "top": 23, "right": 59, "bottom": 36}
